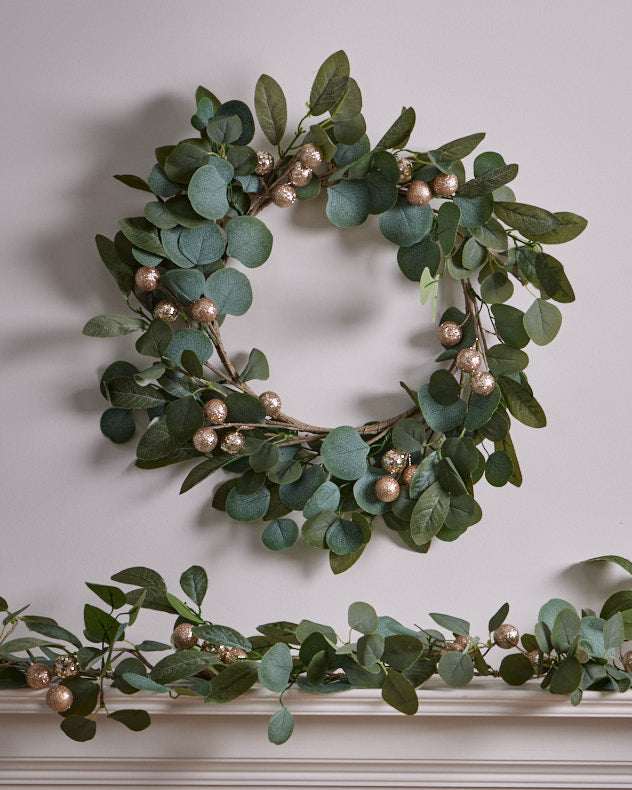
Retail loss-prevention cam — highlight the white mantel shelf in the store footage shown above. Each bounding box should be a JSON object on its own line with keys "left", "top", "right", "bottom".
{"left": 1, "top": 681, "right": 631, "bottom": 789}
{"left": 2, "top": 678, "right": 632, "bottom": 717}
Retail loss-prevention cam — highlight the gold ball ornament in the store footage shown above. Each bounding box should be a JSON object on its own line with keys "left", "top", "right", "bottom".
{"left": 53, "top": 655, "right": 79, "bottom": 679}
{"left": 134, "top": 266, "right": 160, "bottom": 292}
{"left": 493, "top": 624, "right": 520, "bottom": 649}
{"left": 528, "top": 649, "right": 551, "bottom": 669}
{"left": 622, "top": 650, "right": 632, "bottom": 673}
{"left": 203, "top": 398, "right": 228, "bottom": 425}
{"left": 46, "top": 685, "right": 73, "bottom": 713}
{"left": 255, "top": 151, "right": 275, "bottom": 176}
{"left": 25, "top": 663, "right": 52, "bottom": 690}
{"left": 201, "top": 641, "right": 217, "bottom": 652}
{"left": 401, "top": 464, "right": 418, "bottom": 486}
{"left": 221, "top": 430, "right": 246, "bottom": 455}
{"left": 271, "top": 183, "right": 296, "bottom": 208}
{"left": 189, "top": 298, "right": 218, "bottom": 324}
{"left": 381, "top": 449, "right": 408, "bottom": 474}
{"left": 153, "top": 300, "right": 178, "bottom": 323}
{"left": 193, "top": 426, "right": 218, "bottom": 454}
{"left": 406, "top": 180, "right": 432, "bottom": 206}
{"left": 456, "top": 347, "right": 482, "bottom": 373}
{"left": 288, "top": 161, "right": 312, "bottom": 187}
{"left": 452, "top": 635, "right": 470, "bottom": 651}
{"left": 470, "top": 371, "right": 496, "bottom": 396}
{"left": 297, "top": 143, "right": 323, "bottom": 168}
{"left": 437, "top": 321, "right": 463, "bottom": 347}
{"left": 218, "top": 646, "right": 248, "bottom": 664}
{"left": 397, "top": 157, "right": 414, "bottom": 184}
{"left": 197, "top": 667, "right": 217, "bottom": 680}
{"left": 374, "top": 476, "right": 400, "bottom": 503}
{"left": 432, "top": 172, "right": 459, "bottom": 197}
{"left": 173, "top": 622, "right": 198, "bottom": 650}
{"left": 260, "top": 391, "right": 282, "bottom": 418}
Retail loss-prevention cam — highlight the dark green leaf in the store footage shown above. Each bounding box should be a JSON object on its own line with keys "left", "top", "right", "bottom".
{"left": 255, "top": 74, "right": 287, "bottom": 145}
{"left": 136, "top": 420, "right": 175, "bottom": 461}
{"left": 499, "top": 654, "right": 534, "bottom": 686}
{"left": 486, "top": 345, "right": 529, "bottom": 376}
{"left": 179, "top": 566, "right": 207, "bottom": 608}
{"left": 262, "top": 518, "right": 298, "bottom": 551}
{"left": 463, "top": 387, "right": 501, "bottom": 431}
{"left": 226, "top": 216, "right": 273, "bottom": 268}
{"left": 379, "top": 198, "right": 432, "bottom": 247}
{"left": 588, "top": 555, "right": 632, "bottom": 577}
{"left": 485, "top": 451, "right": 514, "bottom": 486}
{"left": 498, "top": 376, "right": 546, "bottom": 428}
{"left": 226, "top": 486, "right": 271, "bottom": 522}
{"left": 326, "top": 518, "right": 364, "bottom": 555}
{"left": 523, "top": 211, "right": 587, "bottom": 244}
{"left": 550, "top": 656, "right": 582, "bottom": 695}
{"left": 118, "top": 217, "right": 165, "bottom": 256}
{"left": 428, "top": 369, "right": 460, "bottom": 405}
{"left": 60, "top": 716, "right": 96, "bottom": 742}
{"left": 100, "top": 408, "right": 135, "bottom": 444}
{"left": 309, "top": 50, "right": 350, "bottom": 115}
{"left": 107, "top": 709, "right": 151, "bottom": 731}
{"left": 95, "top": 234, "right": 135, "bottom": 294}
{"left": 410, "top": 481, "right": 450, "bottom": 545}
{"left": 417, "top": 385, "right": 466, "bottom": 432}
{"left": 381, "top": 669, "right": 418, "bottom": 714}
{"left": 207, "top": 661, "right": 259, "bottom": 702}
{"left": 85, "top": 583, "right": 126, "bottom": 610}
{"left": 491, "top": 304, "right": 530, "bottom": 349}
{"left": 488, "top": 603, "right": 510, "bottom": 633}
{"left": 436, "top": 202, "right": 461, "bottom": 255}
{"left": 180, "top": 456, "right": 228, "bottom": 493}
{"left": 150, "top": 651, "right": 217, "bottom": 684}
{"left": 215, "top": 100, "right": 255, "bottom": 146}
{"left": 494, "top": 202, "right": 560, "bottom": 236}
{"left": 457, "top": 164, "right": 518, "bottom": 198}
{"left": 439, "top": 132, "right": 485, "bottom": 160}
{"left": 106, "top": 377, "right": 166, "bottom": 410}
{"left": 377, "top": 107, "right": 416, "bottom": 149}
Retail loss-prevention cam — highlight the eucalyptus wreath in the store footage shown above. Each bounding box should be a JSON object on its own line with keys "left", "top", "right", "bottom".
{"left": 83, "top": 51, "right": 586, "bottom": 572}
{"left": 1, "top": 555, "right": 631, "bottom": 743}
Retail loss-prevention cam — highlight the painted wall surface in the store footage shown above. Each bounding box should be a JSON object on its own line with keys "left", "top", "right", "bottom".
{"left": 1, "top": 0, "right": 631, "bottom": 668}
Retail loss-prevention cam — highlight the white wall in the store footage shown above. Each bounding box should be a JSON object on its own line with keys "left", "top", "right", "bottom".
{"left": 1, "top": 0, "right": 631, "bottom": 653}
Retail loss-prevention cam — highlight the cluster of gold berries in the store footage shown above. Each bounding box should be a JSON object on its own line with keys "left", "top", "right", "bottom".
{"left": 191, "top": 391, "right": 283, "bottom": 458}
{"left": 397, "top": 157, "right": 459, "bottom": 206}
{"left": 25, "top": 654, "right": 81, "bottom": 712}
{"left": 437, "top": 321, "right": 496, "bottom": 397}
{"left": 257, "top": 143, "right": 323, "bottom": 209}
{"left": 172, "top": 623, "right": 248, "bottom": 667}
{"left": 374, "top": 449, "right": 419, "bottom": 503}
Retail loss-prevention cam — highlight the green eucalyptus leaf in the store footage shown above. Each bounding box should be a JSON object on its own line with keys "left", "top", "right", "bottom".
{"left": 410, "top": 481, "right": 450, "bottom": 545}
{"left": 498, "top": 376, "right": 546, "bottom": 428}
{"left": 494, "top": 201, "right": 560, "bottom": 236}
{"left": 499, "top": 654, "right": 534, "bottom": 686}
{"left": 100, "top": 408, "right": 135, "bottom": 444}
{"left": 255, "top": 74, "right": 287, "bottom": 145}
{"left": 83, "top": 314, "right": 144, "bottom": 338}
{"left": 309, "top": 50, "right": 350, "bottom": 115}
{"left": 268, "top": 706, "right": 294, "bottom": 744}
{"left": 321, "top": 426, "right": 369, "bottom": 481}
{"left": 261, "top": 518, "right": 299, "bottom": 551}
{"left": 377, "top": 107, "right": 416, "bottom": 149}
{"left": 188, "top": 159, "right": 234, "bottom": 220}
{"left": 258, "top": 642, "right": 293, "bottom": 692}
{"left": 204, "top": 268, "right": 252, "bottom": 316}
{"left": 523, "top": 211, "right": 587, "bottom": 244}
{"left": 226, "top": 216, "right": 273, "bottom": 268}
{"left": 379, "top": 198, "right": 433, "bottom": 247}
{"left": 325, "top": 180, "right": 371, "bottom": 227}
{"left": 381, "top": 669, "right": 418, "bottom": 715}
{"left": 437, "top": 652, "right": 474, "bottom": 687}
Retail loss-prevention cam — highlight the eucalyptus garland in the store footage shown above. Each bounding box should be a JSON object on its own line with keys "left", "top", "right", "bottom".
{"left": 84, "top": 51, "right": 587, "bottom": 571}
{"left": 1, "top": 555, "right": 630, "bottom": 743}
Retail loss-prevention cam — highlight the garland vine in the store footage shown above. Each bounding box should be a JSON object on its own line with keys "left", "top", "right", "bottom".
{"left": 1, "top": 555, "right": 631, "bottom": 743}
{"left": 83, "top": 50, "right": 586, "bottom": 570}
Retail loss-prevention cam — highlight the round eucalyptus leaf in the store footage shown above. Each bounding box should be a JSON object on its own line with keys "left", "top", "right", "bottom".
{"left": 226, "top": 486, "right": 271, "bottom": 523}
{"left": 100, "top": 408, "right": 135, "bottom": 444}
{"left": 164, "top": 329, "right": 214, "bottom": 366}
{"left": 321, "top": 426, "right": 369, "bottom": 481}
{"left": 325, "top": 180, "right": 371, "bottom": 227}
{"left": 485, "top": 451, "right": 514, "bottom": 487}
{"left": 204, "top": 268, "right": 253, "bottom": 316}
{"left": 261, "top": 519, "right": 299, "bottom": 551}
{"left": 379, "top": 198, "right": 433, "bottom": 247}
{"left": 226, "top": 216, "right": 273, "bottom": 268}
